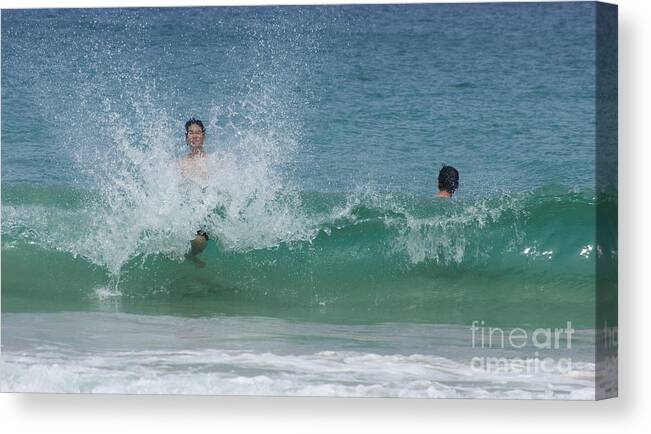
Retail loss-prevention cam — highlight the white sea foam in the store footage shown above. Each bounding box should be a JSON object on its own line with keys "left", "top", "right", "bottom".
{"left": 0, "top": 347, "right": 596, "bottom": 399}
{"left": 393, "top": 195, "right": 527, "bottom": 266}
{"left": 1, "top": 313, "right": 597, "bottom": 399}
{"left": 2, "top": 89, "right": 320, "bottom": 276}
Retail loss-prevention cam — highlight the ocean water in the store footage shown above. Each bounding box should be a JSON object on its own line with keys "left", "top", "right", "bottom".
{"left": 1, "top": 3, "right": 616, "bottom": 398}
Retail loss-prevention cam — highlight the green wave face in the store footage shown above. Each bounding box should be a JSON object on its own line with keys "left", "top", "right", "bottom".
{"left": 2, "top": 184, "right": 615, "bottom": 327}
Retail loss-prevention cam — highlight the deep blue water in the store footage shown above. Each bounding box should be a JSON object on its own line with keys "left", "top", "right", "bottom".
{"left": 2, "top": 3, "right": 598, "bottom": 195}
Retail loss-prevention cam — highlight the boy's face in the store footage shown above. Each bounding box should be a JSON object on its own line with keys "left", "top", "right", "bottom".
{"left": 186, "top": 123, "right": 204, "bottom": 149}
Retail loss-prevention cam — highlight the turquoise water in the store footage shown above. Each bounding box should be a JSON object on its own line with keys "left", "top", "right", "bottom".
{"left": 1, "top": 3, "right": 616, "bottom": 397}
{"left": 2, "top": 183, "right": 613, "bottom": 327}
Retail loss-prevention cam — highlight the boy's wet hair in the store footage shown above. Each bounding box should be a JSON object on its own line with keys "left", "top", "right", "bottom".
{"left": 438, "top": 165, "right": 459, "bottom": 194}
{"left": 185, "top": 118, "right": 205, "bottom": 134}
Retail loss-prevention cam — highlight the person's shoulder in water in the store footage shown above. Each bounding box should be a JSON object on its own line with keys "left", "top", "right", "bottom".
{"left": 436, "top": 165, "right": 459, "bottom": 198}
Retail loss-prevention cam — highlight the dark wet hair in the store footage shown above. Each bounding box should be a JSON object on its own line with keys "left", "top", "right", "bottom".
{"left": 438, "top": 165, "right": 459, "bottom": 195}
{"left": 185, "top": 118, "right": 205, "bottom": 134}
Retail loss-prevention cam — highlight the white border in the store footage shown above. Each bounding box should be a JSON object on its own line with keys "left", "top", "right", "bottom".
{"left": 1, "top": 0, "right": 650, "bottom": 433}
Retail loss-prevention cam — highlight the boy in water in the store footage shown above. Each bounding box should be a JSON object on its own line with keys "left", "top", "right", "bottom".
{"left": 179, "top": 118, "right": 208, "bottom": 180}
{"left": 179, "top": 118, "right": 209, "bottom": 266}
{"left": 436, "top": 165, "right": 459, "bottom": 198}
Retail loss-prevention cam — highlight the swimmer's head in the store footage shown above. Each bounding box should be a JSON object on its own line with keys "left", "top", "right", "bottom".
{"left": 438, "top": 165, "right": 459, "bottom": 196}
{"left": 185, "top": 118, "right": 205, "bottom": 135}
{"left": 185, "top": 118, "right": 205, "bottom": 150}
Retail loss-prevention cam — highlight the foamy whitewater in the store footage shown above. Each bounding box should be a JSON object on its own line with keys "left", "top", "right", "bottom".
{"left": 1, "top": 313, "right": 599, "bottom": 399}
{"left": 2, "top": 4, "right": 616, "bottom": 398}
